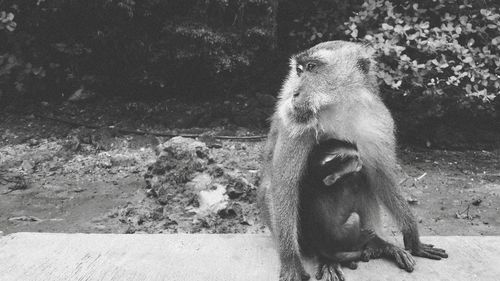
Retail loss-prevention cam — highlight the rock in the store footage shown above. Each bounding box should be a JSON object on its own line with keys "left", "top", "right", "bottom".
{"left": 196, "top": 184, "right": 228, "bottom": 215}
{"left": 128, "top": 135, "right": 159, "bottom": 149}
{"left": 407, "top": 197, "right": 419, "bottom": 205}
{"left": 20, "top": 160, "right": 34, "bottom": 172}
{"left": 28, "top": 139, "right": 39, "bottom": 146}
{"left": 68, "top": 87, "right": 96, "bottom": 102}
{"left": 96, "top": 152, "right": 112, "bottom": 168}
{"left": 157, "top": 137, "right": 209, "bottom": 159}
{"left": 110, "top": 154, "right": 137, "bottom": 167}
{"left": 218, "top": 202, "right": 242, "bottom": 219}
{"left": 42, "top": 184, "right": 65, "bottom": 192}
{"left": 226, "top": 177, "right": 249, "bottom": 199}
{"left": 186, "top": 173, "right": 212, "bottom": 191}
{"left": 198, "top": 135, "right": 222, "bottom": 149}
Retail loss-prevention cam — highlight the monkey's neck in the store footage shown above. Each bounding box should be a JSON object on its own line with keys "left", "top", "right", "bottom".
{"left": 316, "top": 90, "right": 394, "bottom": 147}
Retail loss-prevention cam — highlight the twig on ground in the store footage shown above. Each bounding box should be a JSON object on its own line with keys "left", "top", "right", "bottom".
{"left": 415, "top": 172, "right": 427, "bottom": 181}
{"left": 398, "top": 177, "right": 409, "bottom": 185}
{"left": 35, "top": 114, "right": 267, "bottom": 141}
{"left": 0, "top": 174, "right": 28, "bottom": 194}
{"left": 455, "top": 204, "right": 473, "bottom": 220}
{"left": 8, "top": 216, "right": 41, "bottom": 222}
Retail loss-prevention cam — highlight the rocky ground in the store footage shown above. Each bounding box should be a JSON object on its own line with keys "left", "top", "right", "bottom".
{"left": 0, "top": 100, "right": 499, "bottom": 236}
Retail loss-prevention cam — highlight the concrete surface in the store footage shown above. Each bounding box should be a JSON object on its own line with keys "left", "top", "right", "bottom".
{"left": 0, "top": 233, "right": 499, "bottom": 281}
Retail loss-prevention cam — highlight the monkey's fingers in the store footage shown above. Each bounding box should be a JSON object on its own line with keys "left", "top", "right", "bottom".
{"left": 326, "top": 266, "right": 336, "bottom": 281}
{"left": 342, "top": 261, "right": 358, "bottom": 270}
{"left": 419, "top": 243, "right": 448, "bottom": 257}
{"left": 318, "top": 263, "right": 346, "bottom": 281}
{"left": 423, "top": 245, "right": 447, "bottom": 256}
{"left": 413, "top": 247, "right": 448, "bottom": 260}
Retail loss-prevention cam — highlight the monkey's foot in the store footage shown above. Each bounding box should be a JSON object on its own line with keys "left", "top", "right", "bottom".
{"left": 315, "top": 262, "right": 346, "bottom": 281}
{"left": 362, "top": 244, "right": 415, "bottom": 272}
{"left": 279, "top": 266, "right": 310, "bottom": 281}
{"left": 410, "top": 243, "right": 448, "bottom": 260}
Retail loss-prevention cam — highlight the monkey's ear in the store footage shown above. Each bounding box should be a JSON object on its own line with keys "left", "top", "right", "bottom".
{"left": 357, "top": 58, "right": 371, "bottom": 74}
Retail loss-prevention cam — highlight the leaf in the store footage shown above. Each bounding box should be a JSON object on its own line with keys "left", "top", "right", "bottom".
{"left": 381, "top": 23, "right": 393, "bottom": 30}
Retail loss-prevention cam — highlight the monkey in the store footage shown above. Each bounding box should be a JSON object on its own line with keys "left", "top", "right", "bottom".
{"left": 301, "top": 139, "right": 416, "bottom": 281}
{"left": 258, "top": 41, "right": 447, "bottom": 281}
{"left": 300, "top": 139, "right": 373, "bottom": 281}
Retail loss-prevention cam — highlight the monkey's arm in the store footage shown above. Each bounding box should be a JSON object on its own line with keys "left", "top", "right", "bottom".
{"left": 263, "top": 116, "right": 280, "bottom": 163}
{"left": 258, "top": 117, "right": 281, "bottom": 233}
{"left": 271, "top": 129, "right": 315, "bottom": 281}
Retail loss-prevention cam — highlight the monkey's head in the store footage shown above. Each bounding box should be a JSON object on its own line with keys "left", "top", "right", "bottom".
{"left": 277, "top": 41, "right": 376, "bottom": 134}
{"left": 310, "top": 139, "right": 363, "bottom": 186}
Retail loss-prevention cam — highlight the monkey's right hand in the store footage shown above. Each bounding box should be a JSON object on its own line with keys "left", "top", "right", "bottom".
{"left": 279, "top": 265, "right": 310, "bottom": 281}
{"left": 403, "top": 234, "right": 448, "bottom": 260}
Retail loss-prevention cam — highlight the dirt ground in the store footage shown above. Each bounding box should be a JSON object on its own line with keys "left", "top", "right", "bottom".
{"left": 1, "top": 101, "right": 499, "bottom": 236}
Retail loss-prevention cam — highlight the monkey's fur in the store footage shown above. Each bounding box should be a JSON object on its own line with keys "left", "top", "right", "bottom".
{"left": 258, "top": 41, "right": 447, "bottom": 281}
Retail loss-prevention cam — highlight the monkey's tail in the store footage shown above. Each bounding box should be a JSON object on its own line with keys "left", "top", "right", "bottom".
{"left": 319, "top": 250, "right": 363, "bottom": 263}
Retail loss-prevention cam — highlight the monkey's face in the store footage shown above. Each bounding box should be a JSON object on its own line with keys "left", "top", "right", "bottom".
{"left": 277, "top": 41, "right": 374, "bottom": 133}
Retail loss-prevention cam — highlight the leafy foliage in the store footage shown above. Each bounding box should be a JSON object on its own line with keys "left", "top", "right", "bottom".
{"left": 0, "top": 0, "right": 276, "bottom": 102}
{"left": 0, "top": 10, "right": 16, "bottom": 31}
{"left": 344, "top": 0, "right": 500, "bottom": 119}
{"left": 277, "top": 0, "right": 362, "bottom": 52}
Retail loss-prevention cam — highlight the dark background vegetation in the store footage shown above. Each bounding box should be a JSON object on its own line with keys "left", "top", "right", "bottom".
{"left": 1, "top": 0, "right": 499, "bottom": 148}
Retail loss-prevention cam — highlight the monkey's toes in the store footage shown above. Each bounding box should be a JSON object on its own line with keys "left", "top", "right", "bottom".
{"left": 316, "top": 263, "right": 346, "bottom": 281}
{"left": 342, "top": 261, "right": 358, "bottom": 270}
{"left": 279, "top": 267, "right": 310, "bottom": 281}
{"left": 391, "top": 248, "right": 416, "bottom": 272}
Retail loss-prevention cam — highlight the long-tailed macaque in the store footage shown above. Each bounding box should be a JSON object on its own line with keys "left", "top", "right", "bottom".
{"left": 258, "top": 41, "right": 447, "bottom": 281}
{"left": 302, "top": 139, "right": 417, "bottom": 281}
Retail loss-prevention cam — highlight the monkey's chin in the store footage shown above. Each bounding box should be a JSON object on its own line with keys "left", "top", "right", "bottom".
{"left": 284, "top": 110, "right": 318, "bottom": 136}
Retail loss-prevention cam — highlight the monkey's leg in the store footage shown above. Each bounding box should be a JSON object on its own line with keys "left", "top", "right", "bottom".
{"left": 317, "top": 228, "right": 375, "bottom": 265}
{"left": 356, "top": 188, "right": 415, "bottom": 271}
{"left": 315, "top": 217, "right": 376, "bottom": 277}
{"left": 271, "top": 128, "right": 315, "bottom": 281}
{"left": 363, "top": 162, "right": 448, "bottom": 260}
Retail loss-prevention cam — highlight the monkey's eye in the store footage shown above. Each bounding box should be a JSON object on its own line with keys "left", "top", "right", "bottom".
{"left": 296, "top": 64, "right": 304, "bottom": 76}
{"left": 306, "top": 62, "right": 317, "bottom": 72}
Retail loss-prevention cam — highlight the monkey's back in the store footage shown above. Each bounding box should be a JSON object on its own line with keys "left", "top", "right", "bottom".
{"left": 299, "top": 172, "right": 368, "bottom": 256}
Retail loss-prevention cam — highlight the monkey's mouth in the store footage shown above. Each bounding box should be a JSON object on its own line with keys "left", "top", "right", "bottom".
{"left": 289, "top": 106, "right": 315, "bottom": 124}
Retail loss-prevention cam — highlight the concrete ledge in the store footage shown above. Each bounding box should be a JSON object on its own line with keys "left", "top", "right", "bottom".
{"left": 0, "top": 233, "right": 499, "bottom": 281}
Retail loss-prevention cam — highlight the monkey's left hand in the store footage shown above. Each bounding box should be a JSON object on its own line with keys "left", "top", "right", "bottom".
{"left": 404, "top": 235, "right": 448, "bottom": 260}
